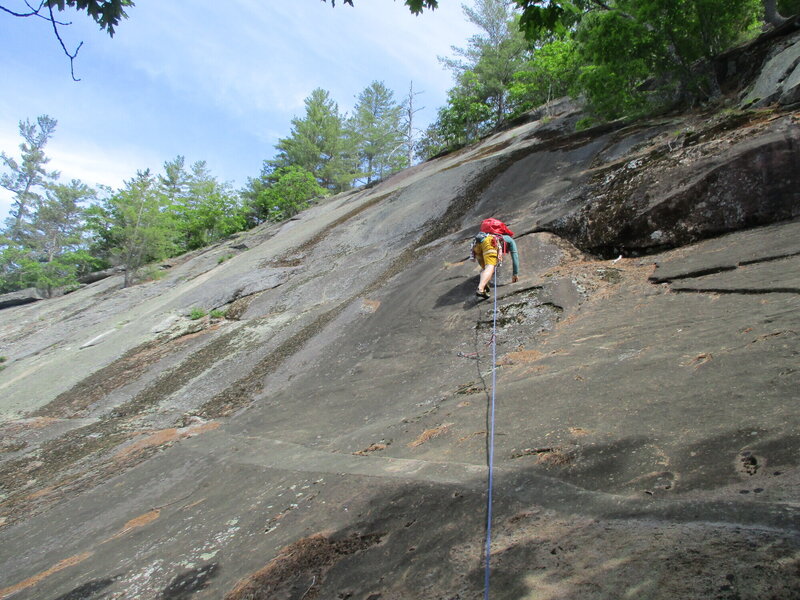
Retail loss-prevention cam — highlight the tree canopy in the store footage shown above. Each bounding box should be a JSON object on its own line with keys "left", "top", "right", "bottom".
{"left": 271, "top": 88, "right": 359, "bottom": 193}
{"left": 242, "top": 165, "right": 326, "bottom": 225}
{"left": 0, "top": 0, "right": 132, "bottom": 33}
{"left": 414, "top": 0, "right": 795, "bottom": 158}
{"left": 1, "top": 115, "right": 59, "bottom": 241}
{"left": 350, "top": 81, "right": 408, "bottom": 184}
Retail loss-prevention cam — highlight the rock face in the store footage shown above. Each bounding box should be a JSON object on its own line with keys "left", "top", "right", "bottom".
{"left": 0, "top": 287, "right": 43, "bottom": 310}
{"left": 742, "top": 29, "right": 800, "bottom": 107}
{"left": 1, "top": 32, "right": 799, "bottom": 600}
{"left": 547, "top": 113, "right": 800, "bottom": 255}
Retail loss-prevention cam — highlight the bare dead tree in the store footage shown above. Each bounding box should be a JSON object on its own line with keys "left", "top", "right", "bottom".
{"left": 404, "top": 81, "right": 425, "bottom": 167}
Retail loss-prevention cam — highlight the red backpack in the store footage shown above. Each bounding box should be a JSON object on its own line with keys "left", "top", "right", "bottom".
{"left": 479, "top": 218, "right": 514, "bottom": 254}
{"left": 480, "top": 218, "right": 514, "bottom": 237}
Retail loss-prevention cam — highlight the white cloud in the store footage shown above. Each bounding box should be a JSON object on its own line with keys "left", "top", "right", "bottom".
{"left": 0, "top": 127, "right": 160, "bottom": 209}
{"left": 47, "top": 140, "right": 160, "bottom": 191}
{"left": 111, "top": 0, "right": 475, "bottom": 120}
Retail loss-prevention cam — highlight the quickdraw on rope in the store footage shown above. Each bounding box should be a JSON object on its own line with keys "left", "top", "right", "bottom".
{"left": 484, "top": 265, "right": 499, "bottom": 599}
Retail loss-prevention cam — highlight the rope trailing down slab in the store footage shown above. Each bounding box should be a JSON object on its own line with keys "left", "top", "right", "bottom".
{"left": 484, "top": 266, "right": 498, "bottom": 599}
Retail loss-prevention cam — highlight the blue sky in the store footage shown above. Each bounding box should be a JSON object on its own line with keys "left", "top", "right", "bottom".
{"left": 0, "top": 0, "right": 479, "bottom": 220}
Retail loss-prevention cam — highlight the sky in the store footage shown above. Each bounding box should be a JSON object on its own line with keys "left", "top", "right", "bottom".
{"left": 0, "top": 0, "right": 479, "bottom": 221}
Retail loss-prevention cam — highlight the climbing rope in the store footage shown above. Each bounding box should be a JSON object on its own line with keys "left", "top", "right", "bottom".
{"left": 484, "top": 265, "right": 498, "bottom": 599}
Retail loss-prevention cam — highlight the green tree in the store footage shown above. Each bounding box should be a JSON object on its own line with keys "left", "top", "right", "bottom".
{"left": 272, "top": 88, "right": 358, "bottom": 193}
{"left": 178, "top": 161, "right": 245, "bottom": 250}
{"left": 421, "top": 71, "right": 494, "bottom": 155}
{"left": 28, "top": 179, "right": 93, "bottom": 263}
{"left": 159, "top": 155, "right": 190, "bottom": 206}
{"left": 508, "top": 38, "right": 580, "bottom": 115}
{"left": 508, "top": 1, "right": 764, "bottom": 119}
{"left": 0, "top": 1, "right": 133, "bottom": 33}
{"left": 98, "top": 170, "right": 177, "bottom": 287}
{"left": 329, "top": 0, "right": 796, "bottom": 32}
{"left": 0, "top": 240, "right": 36, "bottom": 293}
{"left": 242, "top": 165, "right": 326, "bottom": 224}
{"left": 575, "top": 9, "right": 662, "bottom": 119}
{"left": 0, "top": 179, "right": 97, "bottom": 295}
{"left": 417, "top": 0, "right": 531, "bottom": 155}
{"left": 442, "top": 71, "right": 495, "bottom": 144}
{"left": 157, "top": 156, "right": 245, "bottom": 251}
{"left": 349, "top": 81, "right": 407, "bottom": 184}
{"left": 514, "top": 0, "right": 593, "bottom": 40}
{"left": 441, "top": 0, "right": 530, "bottom": 123}
{"left": 573, "top": 0, "right": 762, "bottom": 118}
{"left": 414, "top": 121, "right": 449, "bottom": 161}
{"left": 0, "top": 116, "right": 107, "bottom": 295}
{"left": 1, "top": 115, "right": 59, "bottom": 242}
{"left": 82, "top": 186, "right": 116, "bottom": 263}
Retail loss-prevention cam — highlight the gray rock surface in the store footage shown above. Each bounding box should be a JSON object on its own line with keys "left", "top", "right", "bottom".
{"left": 0, "top": 288, "right": 43, "bottom": 310}
{"left": 543, "top": 114, "right": 800, "bottom": 255}
{"left": 0, "top": 43, "right": 799, "bottom": 599}
{"left": 650, "top": 218, "right": 800, "bottom": 282}
{"left": 77, "top": 266, "right": 125, "bottom": 285}
{"left": 742, "top": 30, "right": 800, "bottom": 107}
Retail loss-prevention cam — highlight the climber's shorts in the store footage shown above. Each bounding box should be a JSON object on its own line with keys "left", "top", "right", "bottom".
{"left": 473, "top": 236, "right": 499, "bottom": 268}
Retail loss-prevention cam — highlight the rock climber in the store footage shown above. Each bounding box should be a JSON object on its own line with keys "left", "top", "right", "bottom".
{"left": 471, "top": 218, "right": 519, "bottom": 299}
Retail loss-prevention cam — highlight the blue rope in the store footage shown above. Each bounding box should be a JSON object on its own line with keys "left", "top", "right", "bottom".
{"left": 483, "top": 266, "right": 498, "bottom": 599}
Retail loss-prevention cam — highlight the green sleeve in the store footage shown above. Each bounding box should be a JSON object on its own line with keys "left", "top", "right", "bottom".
{"left": 504, "top": 236, "right": 519, "bottom": 276}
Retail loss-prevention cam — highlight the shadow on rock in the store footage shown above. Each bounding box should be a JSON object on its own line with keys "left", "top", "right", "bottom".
{"left": 521, "top": 427, "right": 800, "bottom": 498}
{"left": 435, "top": 275, "right": 481, "bottom": 308}
{"left": 159, "top": 563, "right": 220, "bottom": 599}
{"left": 221, "top": 463, "right": 800, "bottom": 599}
{"left": 52, "top": 577, "right": 119, "bottom": 600}
{"left": 670, "top": 428, "right": 800, "bottom": 491}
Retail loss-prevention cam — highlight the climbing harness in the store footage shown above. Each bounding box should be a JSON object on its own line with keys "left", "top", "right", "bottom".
{"left": 484, "top": 265, "right": 499, "bottom": 599}
{"left": 472, "top": 232, "right": 506, "bottom": 263}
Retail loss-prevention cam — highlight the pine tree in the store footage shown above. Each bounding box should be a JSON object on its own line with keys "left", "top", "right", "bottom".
{"left": 272, "top": 88, "right": 358, "bottom": 193}
{"left": 181, "top": 161, "right": 244, "bottom": 250}
{"left": 440, "top": 0, "right": 529, "bottom": 123}
{"left": 29, "top": 180, "right": 93, "bottom": 263}
{"left": 102, "top": 170, "right": 178, "bottom": 287}
{"left": 1, "top": 115, "right": 59, "bottom": 242}
{"left": 349, "top": 81, "right": 407, "bottom": 184}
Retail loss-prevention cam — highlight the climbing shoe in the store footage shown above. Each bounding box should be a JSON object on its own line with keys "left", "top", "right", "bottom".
{"left": 476, "top": 288, "right": 490, "bottom": 299}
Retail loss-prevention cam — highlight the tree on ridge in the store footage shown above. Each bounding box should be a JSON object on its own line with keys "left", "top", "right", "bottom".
{"left": 350, "top": 81, "right": 407, "bottom": 184}
{"left": 1, "top": 115, "right": 59, "bottom": 242}
{"left": 272, "top": 88, "right": 358, "bottom": 193}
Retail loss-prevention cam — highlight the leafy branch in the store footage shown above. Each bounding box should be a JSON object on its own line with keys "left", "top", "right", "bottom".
{"left": 323, "top": 0, "right": 439, "bottom": 15}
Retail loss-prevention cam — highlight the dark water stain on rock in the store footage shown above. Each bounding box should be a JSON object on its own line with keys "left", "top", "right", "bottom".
{"left": 52, "top": 576, "right": 119, "bottom": 600}
{"left": 159, "top": 563, "right": 220, "bottom": 600}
